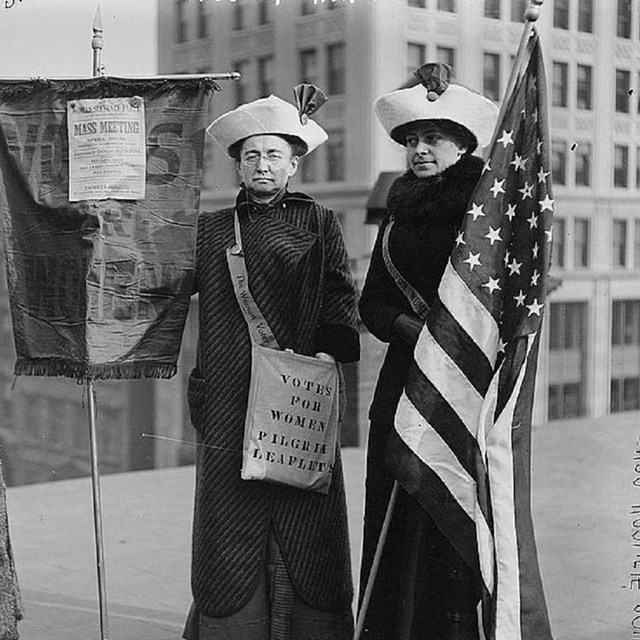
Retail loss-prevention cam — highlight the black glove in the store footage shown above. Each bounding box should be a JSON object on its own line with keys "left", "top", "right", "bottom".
{"left": 391, "top": 313, "right": 424, "bottom": 347}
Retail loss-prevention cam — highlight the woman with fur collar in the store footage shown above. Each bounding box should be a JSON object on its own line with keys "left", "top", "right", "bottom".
{"left": 357, "top": 64, "right": 498, "bottom": 640}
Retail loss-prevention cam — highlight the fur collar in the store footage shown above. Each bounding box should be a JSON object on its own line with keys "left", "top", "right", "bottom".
{"left": 386, "top": 154, "right": 483, "bottom": 225}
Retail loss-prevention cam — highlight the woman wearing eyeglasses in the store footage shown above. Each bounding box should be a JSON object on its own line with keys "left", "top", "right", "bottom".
{"left": 183, "top": 92, "right": 360, "bottom": 640}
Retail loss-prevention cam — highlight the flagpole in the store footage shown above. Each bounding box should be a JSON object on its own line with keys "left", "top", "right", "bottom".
{"left": 489, "top": 0, "right": 545, "bottom": 150}
{"left": 87, "top": 5, "right": 110, "bottom": 640}
{"left": 353, "top": 481, "right": 399, "bottom": 640}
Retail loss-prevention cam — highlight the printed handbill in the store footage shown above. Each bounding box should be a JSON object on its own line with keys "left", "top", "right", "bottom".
{"left": 67, "top": 96, "right": 146, "bottom": 202}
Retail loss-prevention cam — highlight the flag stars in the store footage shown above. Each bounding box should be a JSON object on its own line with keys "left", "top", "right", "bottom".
{"left": 505, "top": 204, "right": 517, "bottom": 221}
{"left": 484, "top": 226, "right": 503, "bottom": 245}
{"left": 482, "top": 159, "right": 492, "bottom": 174}
{"left": 510, "top": 153, "right": 528, "bottom": 171}
{"left": 497, "top": 337, "right": 507, "bottom": 354}
{"left": 536, "top": 139, "right": 543, "bottom": 154}
{"left": 507, "top": 258, "right": 522, "bottom": 276}
{"left": 537, "top": 167, "right": 550, "bottom": 184}
{"left": 503, "top": 249, "right": 511, "bottom": 266}
{"left": 527, "top": 212, "right": 539, "bottom": 229}
{"left": 519, "top": 182, "right": 534, "bottom": 200}
{"left": 526, "top": 298, "right": 544, "bottom": 316}
{"left": 467, "top": 202, "right": 486, "bottom": 221}
{"left": 514, "top": 290, "right": 526, "bottom": 306}
{"left": 482, "top": 277, "right": 501, "bottom": 294}
{"left": 532, "top": 242, "right": 539, "bottom": 259}
{"left": 497, "top": 129, "right": 514, "bottom": 148}
{"left": 531, "top": 269, "right": 540, "bottom": 286}
{"left": 455, "top": 231, "right": 465, "bottom": 247}
{"left": 463, "top": 251, "right": 482, "bottom": 271}
{"left": 490, "top": 178, "right": 506, "bottom": 198}
{"left": 539, "top": 194, "right": 555, "bottom": 212}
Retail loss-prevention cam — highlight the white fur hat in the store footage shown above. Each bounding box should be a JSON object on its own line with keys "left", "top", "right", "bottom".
{"left": 206, "top": 95, "right": 328, "bottom": 157}
{"left": 374, "top": 65, "right": 499, "bottom": 150}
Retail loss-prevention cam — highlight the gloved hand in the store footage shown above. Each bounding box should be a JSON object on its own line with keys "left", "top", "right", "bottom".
{"left": 391, "top": 313, "right": 424, "bottom": 347}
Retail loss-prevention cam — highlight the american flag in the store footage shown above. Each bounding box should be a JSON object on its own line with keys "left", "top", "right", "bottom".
{"left": 387, "top": 30, "right": 554, "bottom": 640}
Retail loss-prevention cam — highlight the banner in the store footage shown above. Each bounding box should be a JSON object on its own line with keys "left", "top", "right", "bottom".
{"left": 0, "top": 76, "right": 218, "bottom": 379}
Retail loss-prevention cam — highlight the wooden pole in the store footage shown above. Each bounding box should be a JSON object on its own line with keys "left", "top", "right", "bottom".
{"left": 488, "top": 0, "right": 545, "bottom": 150}
{"left": 87, "top": 6, "right": 110, "bottom": 639}
{"left": 353, "top": 481, "right": 399, "bottom": 640}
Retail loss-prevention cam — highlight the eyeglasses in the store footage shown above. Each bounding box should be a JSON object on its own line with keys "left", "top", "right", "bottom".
{"left": 240, "top": 153, "right": 288, "bottom": 168}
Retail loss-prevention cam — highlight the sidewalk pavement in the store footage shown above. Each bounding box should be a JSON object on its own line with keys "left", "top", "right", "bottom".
{"left": 6, "top": 411, "right": 640, "bottom": 640}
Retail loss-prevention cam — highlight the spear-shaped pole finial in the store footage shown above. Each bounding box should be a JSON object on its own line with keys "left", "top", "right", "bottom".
{"left": 92, "top": 4, "right": 104, "bottom": 76}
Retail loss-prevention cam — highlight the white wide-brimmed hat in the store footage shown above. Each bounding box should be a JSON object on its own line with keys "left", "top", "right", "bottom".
{"left": 207, "top": 94, "right": 328, "bottom": 157}
{"left": 374, "top": 63, "right": 499, "bottom": 149}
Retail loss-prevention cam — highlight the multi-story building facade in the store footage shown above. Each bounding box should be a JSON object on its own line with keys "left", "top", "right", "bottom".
{"left": 1, "top": 0, "right": 638, "bottom": 487}
{"left": 158, "top": 0, "right": 640, "bottom": 443}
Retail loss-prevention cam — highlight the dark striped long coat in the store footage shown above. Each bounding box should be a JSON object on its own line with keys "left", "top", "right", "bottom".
{"left": 188, "top": 188, "right": 360, "bottom": 617}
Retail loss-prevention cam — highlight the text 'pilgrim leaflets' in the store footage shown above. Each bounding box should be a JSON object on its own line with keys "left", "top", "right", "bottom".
{"left": 241, "top": 345, "right": 339, "bottom": 494}
{"left": 67, "top": 96, "right": 146, "bottom": 201}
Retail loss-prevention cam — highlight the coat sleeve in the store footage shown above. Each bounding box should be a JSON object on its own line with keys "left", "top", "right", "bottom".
{"left": 313, "top": 209, "right": 360, "bottom": 363}
{"left": 358, "top": 216, "right": 415, "bottom": 343}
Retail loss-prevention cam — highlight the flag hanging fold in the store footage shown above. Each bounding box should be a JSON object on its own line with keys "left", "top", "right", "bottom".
{"left": 387, "top": 30, "right": 554, "bottom": 640}
{"left": 0, "top": 76, "right": 218, "bottom": 380}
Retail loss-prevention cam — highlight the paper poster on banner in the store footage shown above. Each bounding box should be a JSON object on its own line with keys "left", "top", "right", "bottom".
{"left": 67, "top": 96, "right": 146, "bottom": 201}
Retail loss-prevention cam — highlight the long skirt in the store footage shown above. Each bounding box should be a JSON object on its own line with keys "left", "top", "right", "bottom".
{"left": 358, "top": 422, "right": 480, "bottom": 640}
{"left": 184, "top": 532, "right": 353, "bottom": 640}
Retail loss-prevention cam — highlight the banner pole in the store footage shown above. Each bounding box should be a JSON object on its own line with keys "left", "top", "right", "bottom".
{"left": 87, "top": 6, "right": 109, "bottom": 640}
{"left": 87, "top": 378, "right": 110, "bottom": 640}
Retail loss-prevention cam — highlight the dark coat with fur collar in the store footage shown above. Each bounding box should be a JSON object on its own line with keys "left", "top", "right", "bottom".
{"left": 359, "top": 154, "right": 483, "bottom": 423}
{"left": 357, "top": 154, "right": 484, "bottom": 640}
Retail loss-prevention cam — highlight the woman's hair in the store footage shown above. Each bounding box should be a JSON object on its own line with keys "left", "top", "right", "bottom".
{"left": 229, "top": 134, "right": 308, "bottom": 160}
{"left": 393, "top": 119, "right": 478, "bottom": 154}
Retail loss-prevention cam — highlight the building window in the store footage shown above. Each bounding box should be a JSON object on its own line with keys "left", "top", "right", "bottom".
{"left": 483, "top": 53, "right": 501, "bottom": 101}
{"left": 257, "top": 56, "right": 274, "bottom": 98}
{"left": 234, "top": 0, "right": 246, "bottom": 30}
{"left": 197, "top": 0, "right": 208, "bottom": 39}
{"left": 548, "top": 302, "right": 588, "bottom": 420}
{"left": 617, "top": 0, "right": 632, "bottom": 38}
{"left": 484, "top": 0, "right": 501, "bottom": 19}
{"left": 616, "top": 69, "right": 631, "bottom": 113}
{"left": 613, "top": 219, "right": 628, "bottom": 267}
{"left": 299, "top": 48, "right": 318, "bottom": 85}
{"left": 408, "top": 0, "right": 427, "bottom": 7}
{"left": 551, "top": 140, "right": 567, "bottom": 185}
{"left": 437, "top": 46, "right": 456, "bottom": 71}
{"left": 258, "top": 0, "right": 272, "bottom": 25}
{"left": 300, "top": 153, "right": 317, "bottom": 184}
{"left": 437, "top": 0, "right": 456, "bottom": 11}
{"left": 301, "top": 0, "right": 318, "bottom": 15}
{"left": 575, "top": 142, "right": 591, "bottom": 187}
{"left": 326, "top": 129, "right": 345, "bottom": 182}
{"left": 634, "top": 220, "right": 640, "bottom": 267}
{"left": 614, "top": 144, "right": 629, "bottom": 188}
{"left": 176, "top": 0, "right": 188, "bottom": 43}
{"left": 551, "top": 218, "right": 566, "bottom": 268}
{"left": 576, "top": 64, "right": 592, "bottom": 110}
{"left": 552, "top": 61, "right": 568, "bottom": 107}
{"left": 611, "top": 300, "right": 640, "bottom": 412}
{"left": 553, "top": 0, "right": 569, "bottom": 29}
{"left": 574, "top": 218, "right": 591, "bottom": 268}
{"left": 234, "top": 60, "right": 249, "bottom": 106}
{"left": 326, "top": 43, "right": 346, "bottom": 95}
{"left": 511, "top": 0, "right": 527, "bottom": 22}
{"left": 407, "top": 43, "right": 426, "bottom": 79}
{"left": 578, "top": 0, "right": 593, "bottom": 33}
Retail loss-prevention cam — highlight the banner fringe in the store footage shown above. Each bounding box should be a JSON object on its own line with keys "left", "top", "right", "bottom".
{"left": 14, "top": 359, "right": 178, "bottom": 381}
